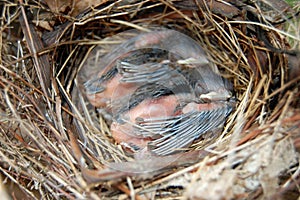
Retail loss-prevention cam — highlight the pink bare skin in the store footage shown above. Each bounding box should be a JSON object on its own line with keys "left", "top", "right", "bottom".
{"left": 111, "top": 95, "right": 180, "bottom": 151}
{"left": 111, "top": 95, "right": 222, "bottom": 152}
{"left": 86, "top": 73, "right": 137, "bottom": 108}
{"left": 182, "top": 101, "right": 223, "bottom": 114}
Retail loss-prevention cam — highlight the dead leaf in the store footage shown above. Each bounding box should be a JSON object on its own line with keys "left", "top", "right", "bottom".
{"left": 43, "top": 0, "right": 108, "bottom": 17}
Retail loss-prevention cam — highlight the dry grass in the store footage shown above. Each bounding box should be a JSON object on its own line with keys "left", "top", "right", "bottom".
{"left": 0, "top": 0, "right": 300, "bottom": 199}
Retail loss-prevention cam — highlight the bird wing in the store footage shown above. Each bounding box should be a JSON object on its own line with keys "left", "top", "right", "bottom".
{"left": 117, "top": 61, "right": 172, "bottom": 83}
{"left": 136, "top": 105, "right": 232, "bottom": 156}
{"left": 84, "top": 66, "right": 118, "bottom": 94}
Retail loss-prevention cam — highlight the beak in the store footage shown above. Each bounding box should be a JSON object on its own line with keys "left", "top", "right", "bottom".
{"left": 199, "top": 91, "right": 232, "bottom": 102}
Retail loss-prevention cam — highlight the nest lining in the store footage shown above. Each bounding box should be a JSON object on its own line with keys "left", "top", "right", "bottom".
{"left": 0, "top": 0, "right": 300, "bottom": 199}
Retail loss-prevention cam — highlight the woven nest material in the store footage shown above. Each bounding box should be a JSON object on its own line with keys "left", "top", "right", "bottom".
{"left": 1, "top": 0, "right": 300, "bottom": 199}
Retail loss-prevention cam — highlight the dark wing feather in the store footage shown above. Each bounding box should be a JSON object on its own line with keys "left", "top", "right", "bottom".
{"left": 135, "top": 105, "right": 232, "bottom": 156}
{"left": 84, "top": 67, "right": 118, "bottom": 94}
{"left": 117, "top": 61, "right": 172, "bottom": 83}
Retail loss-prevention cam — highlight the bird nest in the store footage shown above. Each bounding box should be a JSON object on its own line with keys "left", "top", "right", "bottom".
{"left": 1, "top": 0, "right": 300, "bottom": 199}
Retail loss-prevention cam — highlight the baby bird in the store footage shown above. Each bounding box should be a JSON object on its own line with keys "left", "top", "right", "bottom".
{"left": 82, "top": 28, "right": 234, "bottom": 157}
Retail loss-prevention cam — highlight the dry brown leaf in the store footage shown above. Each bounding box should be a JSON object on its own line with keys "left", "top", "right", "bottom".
{"left": 44, "top": 0, "right": 107, "bottom": 17}
{"left": 43, "top": 0, "right": 72, "bottom": 14}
